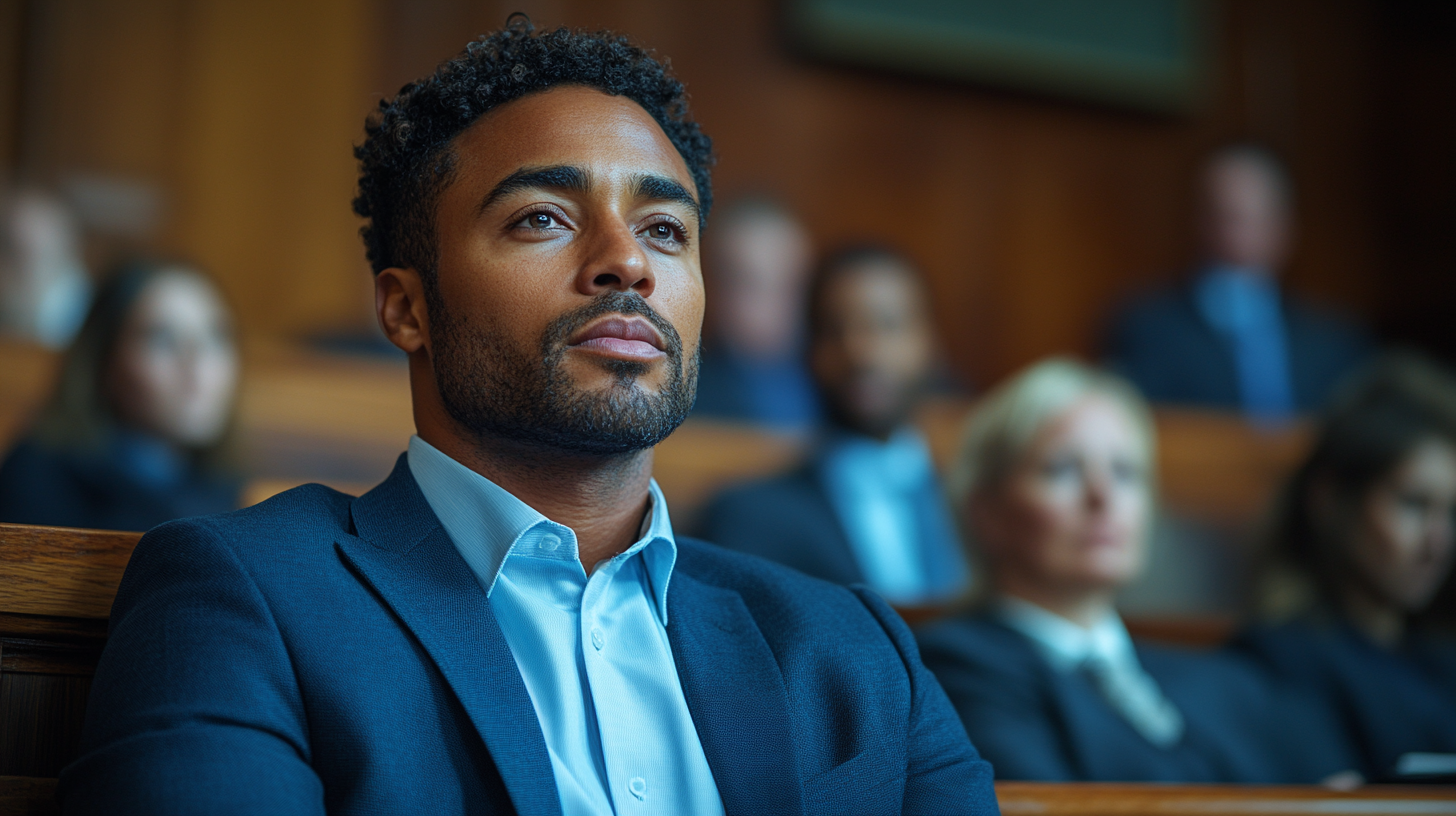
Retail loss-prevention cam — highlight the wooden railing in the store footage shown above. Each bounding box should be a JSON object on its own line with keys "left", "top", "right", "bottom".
{"left": 995, "top": 782, "right": 1456, "bottom": 814}
{"left": 1, "top": 339, "right": 1314, "bottom": 532}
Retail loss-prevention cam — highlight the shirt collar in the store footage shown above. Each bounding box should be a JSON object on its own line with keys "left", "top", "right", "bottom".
{"left": 993, "top": 595, "right": 1134, "bottom": 673}
{"left": 406, "top": 434, "right": 679, "bottom": 625}
{"left": 819, "top": 425, "right": 935, "bottom": 491}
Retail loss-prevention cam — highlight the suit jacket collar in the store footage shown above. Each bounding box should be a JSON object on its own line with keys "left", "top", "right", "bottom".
{"left": 667, "top": 562, "right": 806, "bottom": 816}
{"left": 339, "top": 455, "right": 561, "bottom": 816}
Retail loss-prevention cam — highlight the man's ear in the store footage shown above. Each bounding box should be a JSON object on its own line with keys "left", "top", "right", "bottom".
{"left": 376, "top": 267, "right": 430, "bottom": 354}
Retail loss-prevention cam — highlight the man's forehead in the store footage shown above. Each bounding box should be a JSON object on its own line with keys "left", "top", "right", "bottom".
{"left": 451, "top": 86, "right": 693, "bottom": 191}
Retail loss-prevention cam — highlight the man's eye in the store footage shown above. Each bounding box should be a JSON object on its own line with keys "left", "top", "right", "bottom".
{"left": 523, "top": 213, "right": 556, "bottom": 229}
{"left": 646, "top": 223, "right": 677, "bottom": 241}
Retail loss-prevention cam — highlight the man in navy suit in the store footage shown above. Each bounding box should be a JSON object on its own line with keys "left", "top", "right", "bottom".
{"left": 700, "top": 246, "right": 970, "bottom": 607}
{"left": 1105, "top": 144, "right": 1370, "bottom": 422}
{"left": 58, "top": 19, "right": 996, "bottom": 816}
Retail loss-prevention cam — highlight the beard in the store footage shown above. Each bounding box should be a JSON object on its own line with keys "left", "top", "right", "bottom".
{"left": 429, "top": 290, "right": 699, "bottom": 456}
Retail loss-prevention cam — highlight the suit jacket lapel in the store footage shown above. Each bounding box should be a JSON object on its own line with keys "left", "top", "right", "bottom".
{"left": 668, "top": 571, "right": 805, "bottom": 816}
{"left": 338, "top": 456, "right": 561, "bottom": 816}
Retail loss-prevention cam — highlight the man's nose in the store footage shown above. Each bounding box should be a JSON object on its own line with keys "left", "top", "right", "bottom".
{"left": 575, "top": 220, "right": 655, "bottom": 298}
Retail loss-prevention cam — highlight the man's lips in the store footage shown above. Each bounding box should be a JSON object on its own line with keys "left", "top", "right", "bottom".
{"left": 566, "top": 315, "right": 667, "bottom": 361}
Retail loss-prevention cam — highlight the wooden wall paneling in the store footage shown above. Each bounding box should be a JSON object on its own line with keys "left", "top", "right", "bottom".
{"left": 166, "top": 0, "right": 378, "bottom": 339}
{"left": 13, "top": 0, "right": 1402, "bottom": 381}
{"left": 0, "top": 0, "right": 23, "bottom": 171}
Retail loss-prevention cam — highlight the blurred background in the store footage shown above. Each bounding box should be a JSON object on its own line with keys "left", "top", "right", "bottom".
{"left": 1, "top": 0, "right": 1454, "bottom": 620}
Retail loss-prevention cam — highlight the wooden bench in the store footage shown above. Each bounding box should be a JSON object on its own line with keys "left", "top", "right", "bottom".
{"left": 0, "top": 523, "right": 142, "bottom": 815}
{"left": 994, "top": 782, "right": 1456, "bottom": 814}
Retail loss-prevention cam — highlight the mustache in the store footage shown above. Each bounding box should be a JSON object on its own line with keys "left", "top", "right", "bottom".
{"left": 542, "top": 291, "right": 684, "bottom": 358}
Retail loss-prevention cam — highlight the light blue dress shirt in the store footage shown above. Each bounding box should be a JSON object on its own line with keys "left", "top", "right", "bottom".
{"left": 818, "top": 427, "right": 968, "bottom": 605}
{"left": 407, "top": 436, "right": 724, "bottom": 816}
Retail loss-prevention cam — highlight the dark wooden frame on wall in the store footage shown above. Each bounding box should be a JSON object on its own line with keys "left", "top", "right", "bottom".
{"left": 787, "top": 0, "right": 1212, "bottom": 115}
{"left": 0, "top": 522, "right": 139, "bottom": 815}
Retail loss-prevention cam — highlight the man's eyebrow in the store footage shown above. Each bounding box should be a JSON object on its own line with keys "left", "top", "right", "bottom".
{"left": 632, "top": 174, "right": 701, "bottom": 224}
{"left": 478, "top": 165, "right": 590, "bottom": 214}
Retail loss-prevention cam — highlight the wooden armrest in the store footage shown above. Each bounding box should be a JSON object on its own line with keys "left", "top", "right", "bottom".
{"left": 0, "top": 776, "right": 58, "bottom": 816}
{"left": 993, "top": 782, "right": 1456, "bottom": 815}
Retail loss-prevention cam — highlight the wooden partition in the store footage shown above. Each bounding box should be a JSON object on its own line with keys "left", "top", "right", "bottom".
{"left": 0, "top": 523, "right": 139, "bottom": 780}
{"left": 0, "top": 338, "right": 1313, "bottom": 539}
{"left": 994, "top": 782, "right": 1456, "bottom": 815}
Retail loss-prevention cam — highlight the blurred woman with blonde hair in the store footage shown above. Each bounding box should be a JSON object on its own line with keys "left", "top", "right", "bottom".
{"left": 916, "top": 358, "right": 1355, "bottom": 782}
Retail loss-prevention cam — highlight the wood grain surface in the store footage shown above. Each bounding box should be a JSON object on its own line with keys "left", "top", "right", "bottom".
{"left": 994, "top": 782, "right": 1456, "bottom": 815}
{"left": 0, "top": 775, "right": 58, "bottom": 816}
{"left": 0, "top": 525, "right": 142, "bottom": 620}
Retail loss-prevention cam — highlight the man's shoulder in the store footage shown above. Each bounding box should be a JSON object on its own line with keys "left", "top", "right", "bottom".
{"left": 673, "top": 536, "right": 898, "bottom": 639}
{"left": 675, "top": 535, "right": 856, "bottom": 600}
{"left": 704, "top": 466, "right": 821, "bottom": 508}
{"left": 1109, "top": 282, "right": 1202, "bottom": 336}
{"left": 138, "top": 482, "right": 357, "bottom": 564}
{"left": 916, "top": 610, "right": 1038, "bottom": 669}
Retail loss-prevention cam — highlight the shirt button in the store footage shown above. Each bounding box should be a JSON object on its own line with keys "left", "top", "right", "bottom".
{"left": 590, "top": 627, "right": 605, "bottom": 651}
{"left": 628, "top": 777, "right": 647, "bottom": 801}
{"left": 541, "top": 533, "right": 561, "bottom": 552}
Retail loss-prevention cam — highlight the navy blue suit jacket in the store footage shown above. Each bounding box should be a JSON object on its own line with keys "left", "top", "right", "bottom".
{"left": 1105, "top": 283, "right": 1371, "bottom": 413}
{"left": 59, "top": 455, "right": 997, "bottom": 816}
{"left": 698, "top": 465, "right": 865, "bottom": 587}
{"left": 1234, "top": 620, "right": 1456, "bottom": 782}
{"left": 917, "top": 612, "right": 1357, "bottom": 783}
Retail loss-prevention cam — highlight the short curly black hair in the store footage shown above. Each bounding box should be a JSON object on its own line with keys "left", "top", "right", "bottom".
{"left": 352, "top": 16, "right": 714, "bottom": 277}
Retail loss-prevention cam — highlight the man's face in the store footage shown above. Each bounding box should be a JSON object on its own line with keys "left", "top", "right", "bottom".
{"left": 708, "top": 213, "right": 813, "bottom": 361}
{"left": 1199, "top": 156, "right": 1292, "bottom": 272}
{"left": 425, "top": 86, "right": 704, "bottom": 454}
{"left": 809, "top": 261, "right": 934, "bottom": 439}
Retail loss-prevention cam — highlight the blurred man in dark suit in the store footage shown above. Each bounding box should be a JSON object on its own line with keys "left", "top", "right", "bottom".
{"left": 700, "top": 246, "right": 970, "bottom": 606}
{"left": 1106, "top": 144, "right": 1371, "bottom": 422}
{"left": 692, "top": 198, "right": 820, "bottom": 431}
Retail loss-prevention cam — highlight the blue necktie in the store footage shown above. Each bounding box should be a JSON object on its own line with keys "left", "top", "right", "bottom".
{"left": 1194, "top": 267, "right": 1296, "bottom": 423}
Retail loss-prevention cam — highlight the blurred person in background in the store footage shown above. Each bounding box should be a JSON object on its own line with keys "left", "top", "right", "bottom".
{"left": 916, "top": 359, "right": 1357, "bottom": 782}
{"left": 1236, "top": 353, "right": 1456, "bottom": 782}
{"left": 1106, "top": 144, "right": 1370, "bottom": 423}
{"left": 0, "top": 187, "right": 92, "bottom": 348}
{"left": 692, "top": 196, "right": 820, "bottom": 431}
{"left": 0, "top": 258, "right": 241, "bottom": 531}
{"left": 699, "top": 245, "right": 969, "bottom": 606}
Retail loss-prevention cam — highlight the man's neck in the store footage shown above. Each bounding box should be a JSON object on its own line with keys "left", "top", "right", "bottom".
{"left": 421, "top": 427, "right": 656, "bottom": 572}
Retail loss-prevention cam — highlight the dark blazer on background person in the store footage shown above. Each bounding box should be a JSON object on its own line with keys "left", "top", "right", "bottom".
{"left": 1234, "top": 619, "right": 1456, "bottom": 782}
{"left": 916, "top": 611, "right": 1358, "bottom": 783}
{"left": 1105, "top": 283, "right": 1371, "bottom": 413}
{"left": 697, "top": 464, "right": 864, "bottom": 587}
{"left": 59, "top": 454, "right": 997, "bottom": 816}
{"left": 691, "top": 347, "right": 821, "bottom": 429}
{"left": 0, "top": 436, "right": 239, "bottom": 532}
